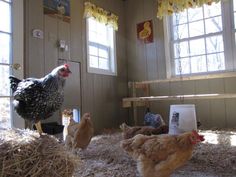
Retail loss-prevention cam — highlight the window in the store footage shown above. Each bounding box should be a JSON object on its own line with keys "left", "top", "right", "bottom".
{"left": 86, "top": 17, "right": 117, "bottom": 75}
{"left": 164, "top": 0, "right": 236, "bottom": 77}
{"left": 0, "top": 0, "right": 12, "bottom": 128}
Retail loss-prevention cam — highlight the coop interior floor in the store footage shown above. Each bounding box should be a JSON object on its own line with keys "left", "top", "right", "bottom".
{"left": 73, "top": 129, "right": 236, "bottom": 177}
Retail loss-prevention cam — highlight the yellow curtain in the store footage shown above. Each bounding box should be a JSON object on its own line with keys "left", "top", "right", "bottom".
{"left": 84, "top": 2, "right": 119, "bottom": 31}
{"left": 157, "top": 0, "right": 221, "bottom": 19}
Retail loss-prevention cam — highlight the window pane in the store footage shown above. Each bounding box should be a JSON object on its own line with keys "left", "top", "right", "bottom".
{"left": 234, "top": 12, "right": 236, "bottom": 29}
{"left": 99, "top": 48, "right": 108, "bottom": 58}
{"left": 0, "top": 1, "right": 11, "bottom": 33}
{"left": 189, "top": 21, "right": 204, "bottom": 37}
{"left": 188, "top": 7, "right": 203, "bottom": 22}
{"left": 174, "top": 24, "right": 188, "bottom": 40}
{"left": 175, "top": 58, "right": 190, "bottom": 75}
{"left": 89, "top": 31, "right": 97, "bottom": 43}
{"left": 99, "top": 58, "right": 109, "bottom": 70}
{"left": 89, "top": 56, "right": 98, "bottom": 68}
{"left": 206, "top": 35, "right": 224, "bottom": 54}
{"left": 0, "top": 33, "right": 10, "bottom": 64}
{"left": 174, "top": 41, "right": 189, "bottom": 58}
{"left": 89, "top": 45, "right": 98, "bottom": 56}
{"left": 173, "top": 11, "right": 187, "bottom": 25}
{"left": 88, "top": 18, "right": 97, "bottom": 32}
{"left": 191, "top": 55, "right": 207, "bottom": 73}
{"left": 234, "top": 0, "right": 236, "bottom": 11}
{"left": 204, "top": 2, "right": 221, "bottom": 18}
{"left": 0, "top": 65, "right": 10, "bottom": 96}
{"left": 0, "top": 98, "right": 11, "bottom": 128}
{"left": 190, "top": 38, "right": 205, "bottom": 56}
{"left": 97, "top": 33, "right": 108, "bottom": 46}
{"left": 205, "top": 17, "right": 222, "bottom": 34}
{"left": 207, "top": 53, "right": 225, "bottom": 71}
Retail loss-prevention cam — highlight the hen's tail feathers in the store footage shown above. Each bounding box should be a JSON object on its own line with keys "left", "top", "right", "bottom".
{"left": 9, "top": 76, "right": 21, "bottom": 93}
{"left": 120, "top": 123, "right": 129, "bottom": 131}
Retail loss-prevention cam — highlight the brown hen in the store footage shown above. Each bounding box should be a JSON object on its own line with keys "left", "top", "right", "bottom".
{"left": 66, "top": 113, "right": 94, "bottom": 150}
{"left": 121, "top": 130, "right": 204, "bottom": 177}
{"left": 120, "top": 122, "right": 168, "bottom": 139}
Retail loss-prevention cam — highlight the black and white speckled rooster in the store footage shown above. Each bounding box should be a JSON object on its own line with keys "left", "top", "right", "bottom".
{"left": 9, "top": 64, "right": 71, "bottom": 134}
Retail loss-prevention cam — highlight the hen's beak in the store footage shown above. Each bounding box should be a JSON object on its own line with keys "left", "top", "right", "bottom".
{"left": 67, "top": 68, "right": 72, "bottom": 74}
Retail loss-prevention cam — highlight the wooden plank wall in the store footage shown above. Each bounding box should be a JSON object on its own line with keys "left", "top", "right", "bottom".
{"left": 125, "top": 0, "right": 236, "bottom": 128}
{"left": 24, "top": 0, "right": 128, "bottom": 133}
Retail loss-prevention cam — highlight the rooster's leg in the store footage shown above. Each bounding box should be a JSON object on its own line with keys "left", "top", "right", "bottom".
{"left": 35, "top": 121, "right": 43, "bottom": 134}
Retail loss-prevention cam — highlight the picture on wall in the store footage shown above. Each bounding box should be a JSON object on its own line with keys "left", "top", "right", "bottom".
{"left": 137, "top": 20, "right": 154, "bottom": 43}
{"left": 43, "top": 0, "right": 70, "bottom": 22}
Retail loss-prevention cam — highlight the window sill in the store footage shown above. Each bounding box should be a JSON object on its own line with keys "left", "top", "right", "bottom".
{"left": 87, "top": 67, "right": 117, "bottom": 76}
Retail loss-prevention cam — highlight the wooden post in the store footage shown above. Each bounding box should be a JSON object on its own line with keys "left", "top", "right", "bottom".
{"left": 131, "top": 82, "right": 138, "bottom": 125}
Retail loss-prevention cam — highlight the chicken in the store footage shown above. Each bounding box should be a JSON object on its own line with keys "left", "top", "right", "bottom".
{"left": 120, "top": 122, "right": 168, "bottom": 139}
{"left": 65, "top": 113, "right": 94, "bottom": 150}
{"left": 9, "top": 64, "right": 71, "bottom": 134}
{"left": 121, "top": 130, "right": 204, "bottom": 177}
{"left": 144, "top": 110, "right": 165, "bottom": 128}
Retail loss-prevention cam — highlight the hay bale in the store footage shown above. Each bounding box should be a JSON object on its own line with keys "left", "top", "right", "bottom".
{"left": 0, "top": 128, "right": 77, "bottom": 177}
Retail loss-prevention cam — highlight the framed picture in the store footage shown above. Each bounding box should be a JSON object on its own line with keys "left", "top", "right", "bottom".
{"left": 137, "top": 20, "right": 153, "bottom": 43}
{"left": 43, "top": 0, "right": 70, "bottom": 22}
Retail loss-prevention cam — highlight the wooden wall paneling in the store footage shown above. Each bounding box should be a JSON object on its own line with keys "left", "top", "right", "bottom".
{"left": 210, "top": 99, "right": 227, "bottom": 128}
{"left": 58, "top": 20, "right": 70, "bottom": 60}
{"left": 195, "top": 100, "right": 211, "bottom": 128}
{"left": 44, "top": 15, "right": 58, "bottom": 74}
{"left": 155, "top": 19, "right": 166, "bottom": 79}
{"left": 209, "top": 78, "right": 225, "bottom": 93}
{"left": 225, "top": 99, "right": 236, "bottom": 127}
{"left": 224, "top": 77, "right": 236, "bottom": 127}
{"left": 169, "top": 80, "right": 195, "bottom": 96}
{"left": 153, "top": 101, "right": 171, "bottom": 124}
{"left": 70, "top": 0, "right": 83, "bottom": 62}
{"left": 143, "top": 0, "right": 158, "bottom": 81}
{"left": 61, "top": 61, "right": 82, "bottom": 110}
{"left": 194, "top": 80, "right": 211, "bottom": 128}
{"left": 208, "top": 78, "right": 226, "bottom": 127}
{"left": 224, "top": 77, "right": 236, "bottom": 93}
{"left": 25, "top": 0, "right": 44, "bottom": 77}
{"left": 125, "top": 0, "right": 143, "bottom": 81}
{"left": 93, "top": 75, "right": 104, "bottom": 131}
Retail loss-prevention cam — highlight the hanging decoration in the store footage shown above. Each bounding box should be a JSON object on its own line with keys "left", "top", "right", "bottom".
{"left": 137, "top": 20, "right": 154, "bottom": 44}
{"left": 157, "top": 0, "right": 221, "bottom": 19}
{"left": 84, "top": 2, "right": 119, "bottom": 31}
{"left": 43, "top": 0, "right": 71, "bottom": 22}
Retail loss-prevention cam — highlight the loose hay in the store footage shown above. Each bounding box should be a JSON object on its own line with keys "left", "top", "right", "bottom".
{"left": 74, "top": 129, "right": 236, "bottom": 177}
{"left": 0, "top": 128, "right": 77, "bottom": 177}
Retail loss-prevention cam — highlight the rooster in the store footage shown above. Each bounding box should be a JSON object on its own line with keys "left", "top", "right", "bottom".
{"left": 121, "top": 130, "right": 204, "bottom": 177}
{"left": 9, "top": 64, "right": 71, "bottom": 134}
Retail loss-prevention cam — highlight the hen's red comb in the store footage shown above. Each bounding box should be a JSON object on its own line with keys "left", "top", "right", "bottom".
{"left": 64, "top": 64, "right": 69, "bottom": 68}
{"left": 192, "top": 130, "right": 205, "bottom": 141}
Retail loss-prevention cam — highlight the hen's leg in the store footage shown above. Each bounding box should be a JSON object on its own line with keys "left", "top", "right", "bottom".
{"left": 35, "top": 121, "right": 43, "bottom": 134}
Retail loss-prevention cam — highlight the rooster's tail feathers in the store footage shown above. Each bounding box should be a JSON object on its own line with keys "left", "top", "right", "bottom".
{"left": 9, "top": 76, "right": 21, "bottom": 92}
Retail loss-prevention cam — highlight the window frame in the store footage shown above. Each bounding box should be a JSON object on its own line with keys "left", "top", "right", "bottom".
{"left": 86, "top": 17, "right": 117, "bottom": 76}
{"left": 164, "top": 0, "right": 236, "bottom": 78}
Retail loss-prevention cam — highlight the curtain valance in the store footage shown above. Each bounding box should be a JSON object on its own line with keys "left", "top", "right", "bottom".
{"left": 84, "top": 2, "right": 119, "bottom": 31}
{"left": 157, "top": 0, "right": 221, "bottom": 19}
